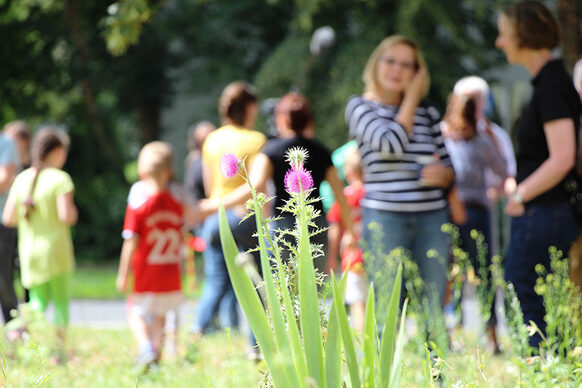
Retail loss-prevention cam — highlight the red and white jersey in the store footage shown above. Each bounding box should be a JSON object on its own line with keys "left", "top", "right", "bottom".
{"left": 123, "top": 181, "right": 184, "bottom": 293}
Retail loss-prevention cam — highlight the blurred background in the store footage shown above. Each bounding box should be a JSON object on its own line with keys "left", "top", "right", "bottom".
{"left": 1, "top": 0, "right": 580, "bottom": 263}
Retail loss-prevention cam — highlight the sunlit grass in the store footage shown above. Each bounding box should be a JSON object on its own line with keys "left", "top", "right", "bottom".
{"left": 1, "top": 326, "right": 259, "bottom": 388}
{"left": 0, "top": 324, "right": 527, "bottom": 388}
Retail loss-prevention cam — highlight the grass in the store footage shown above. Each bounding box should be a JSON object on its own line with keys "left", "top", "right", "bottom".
{"left": 0, "top": 323, "right": 525, "bottom": 388}
{"left": 1, "top": 327, "right": 259, "bottom": 388}
{"left": 14, "top": 254, "right": 205, "bottom": 300}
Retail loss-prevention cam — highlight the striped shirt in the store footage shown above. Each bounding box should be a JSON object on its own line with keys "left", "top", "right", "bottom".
{"left": 345, "top": 95, "right": 452, "bottom": 213}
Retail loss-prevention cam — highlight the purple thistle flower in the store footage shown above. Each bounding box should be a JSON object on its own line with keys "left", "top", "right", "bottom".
{"left": 220, "top": 153, "right": 239, "bottom": 178}
{"left": 284, "top": 167, "right": 314, "bottom": 193}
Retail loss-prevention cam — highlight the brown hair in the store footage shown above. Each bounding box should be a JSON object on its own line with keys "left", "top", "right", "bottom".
{"left": 4, "top": 120, "right": 31, "bottom": 140}
{"left": 363, "top": 35, "right": 430, "bottom": 97}
{"left": 218, "top": 81, "right": 257, "bottom": 126}
{"left": 275, "top": 92, "right": 313, "bottom": 134}
{"left": 25, "top": 127, "right": 70, "bottom": 220}
{"left": 443, "top": 94, "right": 477, "bottom": 141}
{"left": 501, "top": 1, "right": 559, "bottom": 50}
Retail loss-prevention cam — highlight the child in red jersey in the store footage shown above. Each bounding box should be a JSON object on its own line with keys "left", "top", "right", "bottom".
{"left": 116, "top": 141, "right": 188, "bottom": 371}
{"left": 327, "top": 147, "right": 368, "bottom": 334}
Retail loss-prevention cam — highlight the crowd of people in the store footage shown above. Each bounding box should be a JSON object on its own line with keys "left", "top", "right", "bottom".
{"left": 0, "top": 0, "right": 581, "bottom": 374}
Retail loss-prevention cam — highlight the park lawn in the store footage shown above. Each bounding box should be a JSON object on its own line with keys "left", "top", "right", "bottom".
{"left": 14, "top": 256, "right": 205, "bottom": 300}
{"left": 0, "top": 323, "right": 523, "bottom": 388}
{"left": 1, "top": 327, "right": 260, "bottom": 388}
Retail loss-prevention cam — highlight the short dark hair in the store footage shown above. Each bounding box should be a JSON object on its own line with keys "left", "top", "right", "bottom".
{"left": 502, "top": 1, "right": 560, "bottom": 50}
{"left": 218, "top": 81, "right": 257, "bottom": 127}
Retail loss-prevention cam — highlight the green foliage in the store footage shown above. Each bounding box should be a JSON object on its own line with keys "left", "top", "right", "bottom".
{"left": 1, "top": 326, "right": 259, "bottom": 387}
{"left": 218, "top": 150, "right": 407, "bottom": 387}
{"left": 102, "top": 0, "right": 153, "bottom": 56}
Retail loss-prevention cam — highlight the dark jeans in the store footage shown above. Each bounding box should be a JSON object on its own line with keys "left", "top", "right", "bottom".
{"left": 271, "top": 214, "right": 329, "bottom": 274}
{"left": 457, "top": 204, "right": 497, "bottom": 327}
{"left": 195, "top": 209, "right": 259, "bottom": 334}
{"left": 0, "top": 224, "right": 18, "bottom": 324}
{"left": 504, "top": 203, "right": 580, "bottom": 348}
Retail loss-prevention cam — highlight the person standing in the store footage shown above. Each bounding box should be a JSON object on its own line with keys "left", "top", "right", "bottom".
{"left": 0, "top": 124, "right": 19, "bottom": 329}
{"left": 441, "top": 93, "right": 507, "bottom": 353}
{"left": 184, "top": 121, "right": 216, "bottom": 206}
{"left": 496, "top": 1, "right": 582, "bottom": 349}
{"left": 2, "top": 127, "right": 77, "bottom": 362}
{"left": 116, "top": 141, "right": 186, "bottom": 371}
{"left": 452, "top": 76, "right": 517, "bottom": 256}
{"left": 4, "top": 121, "right": 32, "bottom": 306}
{"left": 569, "top": 60, "right": 582, "bottom": 290}
{"left": 193, "top": 81, "right": 266, "bottom": 338}
{"left": 345, "top": 35, "right": 455, "bottom": 315}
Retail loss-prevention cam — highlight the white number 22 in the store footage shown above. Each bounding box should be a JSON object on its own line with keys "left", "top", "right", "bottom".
{"left": 146, "top": 228, "right": 182, "bottom": 264}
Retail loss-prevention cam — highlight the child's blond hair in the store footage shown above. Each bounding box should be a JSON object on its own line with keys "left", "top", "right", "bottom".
{"left": 137, "top": 141, "right": 174, "bottom": 180}
{"left": 343, "top": 147, "right": 362, "bottom": 183}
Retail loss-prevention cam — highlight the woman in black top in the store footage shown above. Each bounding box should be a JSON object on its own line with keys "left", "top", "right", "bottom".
{"left": 496, "top": 1, "right": 582, "bottom": 349}
{"left": 200, "top": 92, "right": 354, "bottom": 273}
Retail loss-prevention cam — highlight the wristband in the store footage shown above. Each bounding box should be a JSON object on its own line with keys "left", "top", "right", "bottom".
{"left": 512, "top": 191, "right": 524, "bottom": 204}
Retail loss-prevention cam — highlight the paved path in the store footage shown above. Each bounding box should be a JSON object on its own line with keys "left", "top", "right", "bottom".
{"left": 6, "top": 284, "right": 507, "bottom": 334}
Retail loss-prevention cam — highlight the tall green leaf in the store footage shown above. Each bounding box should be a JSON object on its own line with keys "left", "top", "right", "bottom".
{"left": 218, "top": 204, "right": 288, "bottom": 387}
{"left": 325, "top": 270, "right": 347, "bottom": 388}
{"left": 379, "top": 264, "right": 403, "bottom": 387}
{"left": 252, "top": 201, "right": 301, "bottom": 387}
{"left": 362, "top": 284, "right": 377, "bottom": 388}
{"left": 331, "top": 274, "right": 361, "bottom": 388}
{"left": 297, "top": 195, "right": 325, "bottom": 386}
{"left": 389, "top": 299, "right": 408, "bottom": 388}
{"left": 274, "top": 251, "right": 308, "bottom": 385}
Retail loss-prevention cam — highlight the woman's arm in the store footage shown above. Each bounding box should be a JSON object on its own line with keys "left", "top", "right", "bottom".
{"left": 420, "top": 155, "right": 455, "bottom": 188}
{"left": 2, "top": 194, "right": 18, "bottom": 227}
{"left": 479, "top": 134, "right": 508, "bottom": 181}
{"left": 346, "top": 97, "right": 410, "bottom": 157}
{"left": 506, "top": 118, "right": 576, "bottom": 216}
{"left": 198, "top": 153, "right": 273, "bottom": 219}
{"left": 202, "top": 159, "right": 213, "bottom": 200}
{"left": 396, "top": 67, "right": 429, "bottom": 134}
{"left": 57, "top": 191, "right": 78, "bottom": 226}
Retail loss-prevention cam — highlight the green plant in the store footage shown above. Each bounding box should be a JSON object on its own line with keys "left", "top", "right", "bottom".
{"left": 217, "top": 148, "right": 407, "bottom": 387}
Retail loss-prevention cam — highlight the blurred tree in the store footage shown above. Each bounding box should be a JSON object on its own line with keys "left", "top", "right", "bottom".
{"left": 0, "top": 0, "right": 293, "bottom": 260}
{"left": 1, "top": 0, "right": 579, "bottom": 259}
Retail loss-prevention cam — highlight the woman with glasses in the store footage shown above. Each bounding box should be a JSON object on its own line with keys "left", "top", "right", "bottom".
{"left": 345, "top": 35, "right": 454, "bottom": 314}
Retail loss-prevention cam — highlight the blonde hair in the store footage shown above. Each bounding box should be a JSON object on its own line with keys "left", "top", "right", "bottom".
{"left": 137, "top": 141, "right": 174, "bottom": 179}
{"left": 363, "top": 35, "right": 430, "bottom": 97}
{"left": 343, "top": 146, "right": 362, "bottom": 180}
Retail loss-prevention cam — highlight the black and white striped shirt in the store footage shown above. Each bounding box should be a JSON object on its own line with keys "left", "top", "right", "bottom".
{"left": 345, "top": 95, "right": 452, "bottom": 213}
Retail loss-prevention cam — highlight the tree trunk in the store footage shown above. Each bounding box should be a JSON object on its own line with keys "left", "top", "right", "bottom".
{"left": 138, "top": 97, "right": 161, "bottom": 143}
{"left": 63, "top": 0, "right": 120, "bottom": 164}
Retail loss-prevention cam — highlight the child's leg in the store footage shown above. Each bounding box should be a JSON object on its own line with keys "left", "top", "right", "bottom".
{"left": 28, "top": 282, "right": 50, "bottom": 315}
{"left": 349, "top": 301, "right": 366, "bottom": 336}
{"left": 49, "top": 273, "right": 71, "bottom": 327}
{"left": 49, "top": 273, "right": 71, "bottom": 354}
{"left": 149, "top": 315, "right": 166, "bottom": 357}
{"left": 128, "top": 309, "right": 152, "bottom": 353}
{"left": 165, "top": 309, "right": 178, "bottom": 356}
